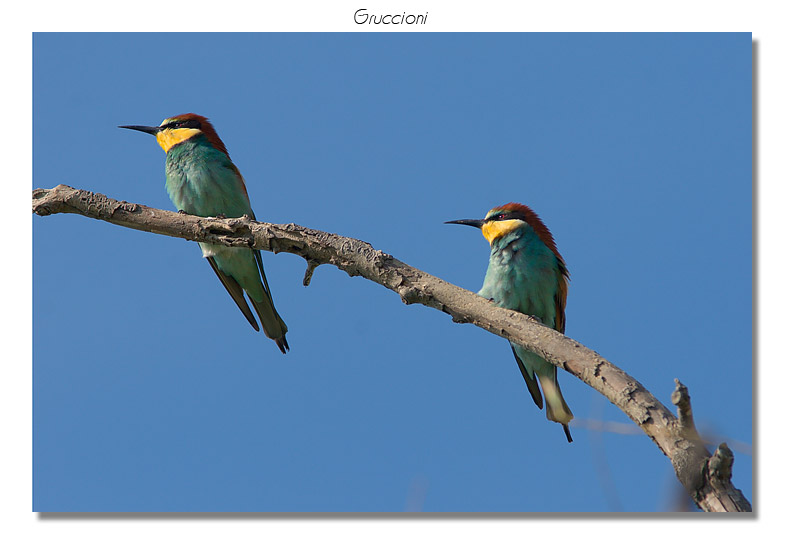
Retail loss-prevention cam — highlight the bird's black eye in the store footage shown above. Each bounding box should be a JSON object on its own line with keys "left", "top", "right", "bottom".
{"left": 496, "top": 213, "right": 507, "bottom": 220}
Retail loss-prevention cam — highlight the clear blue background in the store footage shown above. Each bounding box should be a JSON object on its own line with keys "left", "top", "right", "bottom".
{"left": 33, "top": 33, "right": 751, "bottom": 512}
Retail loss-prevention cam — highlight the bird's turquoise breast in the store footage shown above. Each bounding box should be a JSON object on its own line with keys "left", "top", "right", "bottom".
{"left": 164, "top": 137, "right": 253, "bottom": 219}
{"left": 163, "top": 136, "right": 266, "bottom": 301}
{"left": 478, "top": 229, "right": 560, "bottom": 329}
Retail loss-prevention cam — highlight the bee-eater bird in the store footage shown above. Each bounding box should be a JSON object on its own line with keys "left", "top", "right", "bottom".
{"left": 447, "top": 203, "right": 573, "bottom": 442}
{"left": 119, "top": 114, "right": 289, "bottom": 354}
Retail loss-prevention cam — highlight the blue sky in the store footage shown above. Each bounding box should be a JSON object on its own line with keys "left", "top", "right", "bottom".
{"left": 32, "top": 32, "right": 751, "bottom": 512}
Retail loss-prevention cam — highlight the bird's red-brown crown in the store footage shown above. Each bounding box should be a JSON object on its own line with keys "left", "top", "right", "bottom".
{"left": 169, "top": 113, "right": 230, "bottom": 158}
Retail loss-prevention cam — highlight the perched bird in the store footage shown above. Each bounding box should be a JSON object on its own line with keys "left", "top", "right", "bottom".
{"left": 447, "top": 203, "right": 573, "bottom": 442}
{"left": 119, "top": 114, "right": 289, "bottom": 353}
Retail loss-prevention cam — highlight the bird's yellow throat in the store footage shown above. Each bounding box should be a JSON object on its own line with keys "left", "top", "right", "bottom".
{"left": 156, "top": 127, "right": 202, "bottom": 153}
{"left": 481, "top": 219, "right": 525, "bottom": 245}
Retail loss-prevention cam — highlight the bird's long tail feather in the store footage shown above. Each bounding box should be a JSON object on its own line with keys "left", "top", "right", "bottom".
{"left": 538, "top": 372, "right": 574, "bottom": 443}
{"left": 248, "top": 295, "right": 289, "bottom": 354}
{"left": 251, "top": 250, "right": 289, "bottom": 353}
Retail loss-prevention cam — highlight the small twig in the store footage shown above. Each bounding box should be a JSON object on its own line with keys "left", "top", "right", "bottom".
{"left": 708, "top": 443, "right": 735, "bottom": 482}
{"left": 302, "top": 259, "right": 320, "bottom": 286}
{"left": 671, "top": 378, "right": 701, "bottom": 443}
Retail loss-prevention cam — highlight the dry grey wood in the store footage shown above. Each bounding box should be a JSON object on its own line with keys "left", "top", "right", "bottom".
{"left": 32, "top": 185, "right": 751, "bottom": 512}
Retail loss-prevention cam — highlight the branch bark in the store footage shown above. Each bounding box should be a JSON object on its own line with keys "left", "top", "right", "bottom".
{"left": 32, "top": 185, "right": 752, "bottom": 513}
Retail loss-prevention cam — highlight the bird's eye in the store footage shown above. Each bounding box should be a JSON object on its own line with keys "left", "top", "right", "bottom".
{"left": 496, "top": 213, "right": 507, "bottom": 220}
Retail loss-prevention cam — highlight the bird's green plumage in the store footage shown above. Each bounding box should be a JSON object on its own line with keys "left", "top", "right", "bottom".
{"left": 164, "top": 135, "right": 250, "bottom": 218}
{"left": 162, "top": 127, "right": 288, "bottom": 352}
{"left": 478, "top": 229, "right": 562, "bottom": 330}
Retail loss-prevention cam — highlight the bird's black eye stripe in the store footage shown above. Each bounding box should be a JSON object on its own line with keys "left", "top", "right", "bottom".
{"left": 490, "top": 211, "right": 526, "bottom": 222}
{"left": 164, "top": 119, "right": 202, "bottom": 130}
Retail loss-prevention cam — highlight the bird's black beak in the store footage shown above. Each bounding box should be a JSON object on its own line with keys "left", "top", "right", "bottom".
{"left": 445, "top": 218, "right": 485, "bottom": 229}
{"left": 118, "top": 125, "right": 161, "bottom": 135}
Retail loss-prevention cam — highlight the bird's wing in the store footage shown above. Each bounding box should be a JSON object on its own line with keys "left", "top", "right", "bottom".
{"left": 251, "top": 249, "right": 289, "bottom": 353}
{"left": 510, "top": 344, "right": 544, "bottom": 410}
{"left": 554, "top": 260, "right": 569, "bottom": 333}
{"left": 253, "top": 250, "right": 275, "bottom": 304}
{"left": 205, "top": 256, "right": 260, "bottom": 331}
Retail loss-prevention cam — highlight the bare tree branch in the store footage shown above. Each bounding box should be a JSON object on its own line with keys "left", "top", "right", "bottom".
{"left": 32, "top": 185, "right": 752, "bottom": 513}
